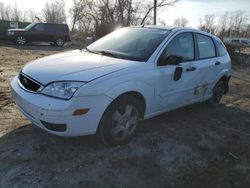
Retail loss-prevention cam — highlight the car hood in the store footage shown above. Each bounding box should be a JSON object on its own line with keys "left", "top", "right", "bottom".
{"left": 22, "top": 50, "right": 139, "bottom": 85}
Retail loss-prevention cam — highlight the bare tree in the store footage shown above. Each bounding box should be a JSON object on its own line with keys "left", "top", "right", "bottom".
{"left": 140, "top": 0, "right": 179, "bottom": 25}
{"left": 42, "top": 0, "right": 66, "bottom": 23}
{"left": 0, "top": 2, "right": 5, "bottom": 20}
{"left": 70, "top": 0, "right": 179, "bottom": 37}
{"left": 70, "top": 0, "right": 84, "bottom": 32}
{"left": 198, "top": 15, "right": 216, "bottom": 34}
{"left": 70, "top": 0, "right": 97, "bottom": 34}
{"left": 217, "top": 12, "right": 229, "bottom": 39}
{"left": 4, "top": 5, "right": 13, "bottom": 21}
{"left": 232, "top": 10, "right": 247, "bottom": 37}
{"left": 173, "top": 17, "right": 189, "bottom": 27}
{"left": 13, "top": 3, "right": 21, "bottom": 21}
{"left": 244, "top": 24, "right": 250, "bottom": 37}
{"left": 25, "top": 9, "right": 40, "bottom": 22}
{"left": 158, "top": 18, "right": 167, "bottom": 25}
{"left": 70, "top": 0, "right": 137, "bottom": 36}
{"left": 217, "top": 10, "right": 249, "bottom": 38}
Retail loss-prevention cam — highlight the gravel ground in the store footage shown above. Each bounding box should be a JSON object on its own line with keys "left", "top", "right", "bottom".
{"left": 0, "top": 44, "right": 250, "bottom": 188}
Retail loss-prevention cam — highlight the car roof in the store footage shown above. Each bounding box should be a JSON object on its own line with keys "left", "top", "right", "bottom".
{"left": 132, "top": 25, "right": 217, "bottom": 39}
{"left": 32, "top": 22, "right": 68, "bottom": 26}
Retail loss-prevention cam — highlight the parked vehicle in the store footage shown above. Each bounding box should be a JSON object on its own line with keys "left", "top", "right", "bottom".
{"left": 6, "top": 22, "right": 70, "bottom": 47}
{"left": 223, "top": 37, "right": 250, "bottom": 47}
{"left": 85, "top": 36, "right": 97, "bottom": 45}
{"left": 10, "top": 26, "right": 231, "bottom": 145}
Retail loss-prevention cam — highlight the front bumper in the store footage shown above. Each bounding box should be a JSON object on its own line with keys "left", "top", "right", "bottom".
{"left": 5, "top": 33, "right": 15, "bottom": 41}
{"left": 10, "top": 76, "right": 112, "bottom": 136}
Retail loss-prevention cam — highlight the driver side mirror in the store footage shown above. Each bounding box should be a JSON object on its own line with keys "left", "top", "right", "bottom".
{"left": 158, "top": 55, "right": 183, "bottom": 66}
{"left": 165, "top": 55, "right": 183, "bottom": 65}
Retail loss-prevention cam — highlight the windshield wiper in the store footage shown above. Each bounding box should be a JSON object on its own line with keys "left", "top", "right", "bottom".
{"left": 83, "top": 48, "right": 116, "bottom": 58}
{"left": 95, "top": 50, "right": 120, "bottom": 58}
{"left": 84, "top": 47, "right": 94, "bottom": 53}
{"left": 84, "top": 48, "right": 138, "bottom": 61}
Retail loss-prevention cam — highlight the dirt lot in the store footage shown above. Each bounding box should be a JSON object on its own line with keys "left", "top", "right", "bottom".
{"left": 0, "top": 44, "right": 250, "bottom": 188}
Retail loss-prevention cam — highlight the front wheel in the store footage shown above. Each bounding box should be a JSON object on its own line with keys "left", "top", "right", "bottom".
{"left": 98, "top": 95, "right": 143, "bottom": 146}
{"left": 15, "top": 36, "right": 27, "bottom": 45}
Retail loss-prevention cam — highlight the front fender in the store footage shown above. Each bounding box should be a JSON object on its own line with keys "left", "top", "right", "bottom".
{"left": 105, "top": 81, "right": 155, "bottom": 116}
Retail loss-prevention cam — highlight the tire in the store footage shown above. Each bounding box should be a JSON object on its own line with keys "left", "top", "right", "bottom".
{"left": 207, "top": 80, "right": 225, "bottom": 107}
{"left": 15, "top": 36, "right": 27, "bottom": 45}
{"left": 55, "top": 38, "right": 65, "bottom": 47}
{"left": 98, "top": 95, "right": 143, "bottom": 146}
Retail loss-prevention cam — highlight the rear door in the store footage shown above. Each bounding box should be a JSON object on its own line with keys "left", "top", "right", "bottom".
{"left": 213, "top": 38, "right": 231, "bottom": 76}
{"left": 45, "top": 24, "right": 57, "bottom": 42}
{"left": 193, "top": 33, "right": 219, "bottom": 98}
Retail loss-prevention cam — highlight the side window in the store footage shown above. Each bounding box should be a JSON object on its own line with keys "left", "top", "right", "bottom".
{"left": 34, "top": 24, "right": 45, "bottom": 32}
{"left": 158, "top": 32, "right": 194, "bottom": 66}
{"left": 214, "top": 40, "right": 227, "bottom": 56}
{"left": 196, "top": 34, "right": 215, "bottom": 59}
{"left": 45, "top": 24, "right": 52, "bottom": 32}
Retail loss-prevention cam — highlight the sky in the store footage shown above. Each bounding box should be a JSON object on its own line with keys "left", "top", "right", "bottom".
{"left": 0, "top": 0, "right": 250, "bottom": 28}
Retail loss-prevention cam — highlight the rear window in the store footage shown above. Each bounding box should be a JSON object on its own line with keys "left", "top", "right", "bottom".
{"left": 196, "top": 34, "right": 216, "bottom": 59}
{"left": 214, "top": 40, "right": 227, "bottom": 57}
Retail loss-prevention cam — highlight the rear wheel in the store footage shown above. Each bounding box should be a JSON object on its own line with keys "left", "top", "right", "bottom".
{"left": 55, "top": 38, "right": 65, "bottom": 47}
{"left": 207, "top": 80, "right": 225, "bottom": 107}
{"left": 15, "top": 36, "right": 27, "bottom": 45}
{"left": 98, "top": 95, "right": 143, "bottom": 146}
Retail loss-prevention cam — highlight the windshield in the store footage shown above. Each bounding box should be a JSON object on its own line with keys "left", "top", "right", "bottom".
{"left": 25, "top": 23, "right": 36, "bottom": 31}
{"left": 87, "top": 27, "right": 171, "bottom": 61}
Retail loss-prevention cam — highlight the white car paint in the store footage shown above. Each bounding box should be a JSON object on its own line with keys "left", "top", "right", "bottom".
{"left": 10, "top": 26, "right": 231, "bottom": 137}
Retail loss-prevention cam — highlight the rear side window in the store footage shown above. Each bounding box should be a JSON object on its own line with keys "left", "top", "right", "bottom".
{"left": 56, "top": 25, "right": 68, "bottom": 33}
{"left": 45, "top": 24, "right": 54, "bottom": 32}
{"left": 214, "top": 40, "right": 227, "bottom": 56}
{"left": 196, "top": 34, "right": 215, "bottom": 59}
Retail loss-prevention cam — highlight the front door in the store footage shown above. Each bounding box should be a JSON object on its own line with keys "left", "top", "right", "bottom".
{"left": 153, "top": 32, "right": 201, "bottom": 112}
{"left": 29, "top": 23, "right": 47, "bottom": 42}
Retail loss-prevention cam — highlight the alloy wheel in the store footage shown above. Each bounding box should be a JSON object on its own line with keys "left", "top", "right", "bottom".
{"left": 16, "top": 36, "right": 26, "bottom": 45}
{"left": 110, "top": 104, "right": 139, "bottom": 141}
{"left": 56, "top": 38, "right": 64, "bottom": 47}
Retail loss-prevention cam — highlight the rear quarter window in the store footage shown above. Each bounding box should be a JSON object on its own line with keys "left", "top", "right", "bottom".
{"left": 56, "top": 25, "right": 68, "bottom": 33}
{"left": 214, "top": 39, "right": 227, "bottom": 56}
{"left": 46, "top": 24, "right": 68, "bottom": 33}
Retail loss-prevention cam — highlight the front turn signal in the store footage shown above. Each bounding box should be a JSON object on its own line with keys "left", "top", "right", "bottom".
{"left": 73, "top": 108, "right": 90, "bottom": 116}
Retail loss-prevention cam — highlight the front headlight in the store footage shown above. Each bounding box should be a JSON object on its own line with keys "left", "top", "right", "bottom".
{"left": 7, "top": 31, "right": 15, "bottom": 35}
{"left": 41, "top": 81, "right": 85, "bottom": 100}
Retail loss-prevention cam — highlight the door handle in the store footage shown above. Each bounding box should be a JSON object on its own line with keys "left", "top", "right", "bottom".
{"left": 186, "top": 67, "right": 196, "bottom": 72}
{"left": 215, "top": 61, "right": 221, "bottom": 65}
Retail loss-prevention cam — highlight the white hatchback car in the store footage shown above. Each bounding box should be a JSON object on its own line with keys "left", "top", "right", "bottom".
{"left": 11, "top": 26, "right": 231, "bottom": 145}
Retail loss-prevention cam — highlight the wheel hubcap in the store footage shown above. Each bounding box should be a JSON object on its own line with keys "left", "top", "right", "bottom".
{"left": 57, "top": 39, "right": 64, "bottom": 46}
{"left": 17, "top": 37, "right": 26, "bottom": 45}
{"left": 110, "top": 104, "right": 139, "bottom": 141}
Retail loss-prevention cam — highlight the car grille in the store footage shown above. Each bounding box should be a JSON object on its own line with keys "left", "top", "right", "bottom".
{"left": 18, "top": 73, "right": 42, "bottom": 92}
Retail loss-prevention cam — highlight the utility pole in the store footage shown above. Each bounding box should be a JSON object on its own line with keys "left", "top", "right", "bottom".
{"left": 154, "top": 0, "right": 157, "bottom": 25}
